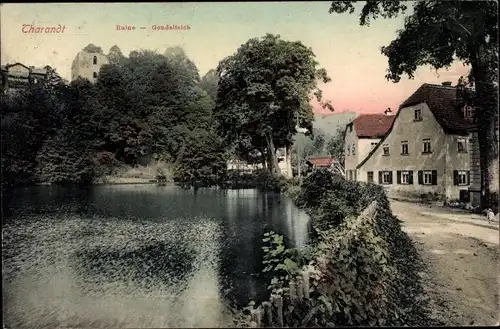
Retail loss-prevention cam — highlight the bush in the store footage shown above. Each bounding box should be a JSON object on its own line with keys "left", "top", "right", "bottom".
{"left": 250, "top": 170, "right": 435, "bottom": 327}
{"left": 295, "top": 169, "right": 342, "bottom": 208}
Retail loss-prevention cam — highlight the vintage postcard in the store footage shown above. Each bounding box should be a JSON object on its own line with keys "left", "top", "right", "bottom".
{"left": 1, "top": 1, "right": 498, "bottom": 328}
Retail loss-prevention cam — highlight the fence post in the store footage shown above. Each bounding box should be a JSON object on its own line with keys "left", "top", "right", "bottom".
{"left": 302, "top": 270, "right": 310, "bottom": 299}
{"left": 262, "top": 301, "right": 272, "bottom": 327}
{"left": 296, "top": 276, "right": 304, "bottom": 301}
{"left": 272, "top": 294, "right": 284, "bottom": 327}
{"left": 289, "top": 279, "right": 297, "bottom": 305}
{"left": 251, "top": 305, "right": 263, "bottom": 328}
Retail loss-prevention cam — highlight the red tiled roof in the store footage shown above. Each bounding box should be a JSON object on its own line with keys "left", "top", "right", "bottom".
{"left": 306, "top": 156, "right": 334, "bottom": 167}
{"left": 399, "top": 83, "right": 475, "bottom": 133}
{"left": 350, "top": 114, "right": 395, "bottom": 138}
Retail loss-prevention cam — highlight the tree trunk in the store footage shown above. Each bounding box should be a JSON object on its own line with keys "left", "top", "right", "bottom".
{"left": 285, "top": 144, "right": 293, "bottom": 178}
{"left": 471, "top": 44, "right": 499, "bottom": 213}
{"left": 260, "top": 147, "right": 267, "bottom": 171}
{"left": 265, "top": 132, "right": 278, "bottom": 174}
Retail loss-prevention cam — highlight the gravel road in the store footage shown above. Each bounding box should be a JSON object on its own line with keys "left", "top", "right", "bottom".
{"left": 390, "top": 200, "right": 499, "bottom": 326}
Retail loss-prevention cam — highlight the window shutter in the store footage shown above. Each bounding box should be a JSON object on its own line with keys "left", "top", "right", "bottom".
{"left": 378, "top": 171, "right": 382, "bottom": 183}
{"left": 467, "top": 171, "right": 470, "bottom": 185}
{"left": 431, "top": 170, "right": 438, "bottom": 185}
{"left": 408, "top": 171, "right": 414, "bottom": 185}
{"left": 389, "top": 171, "right": 393, "bottom": 184}
{"left": 453, "top": 170, "right": 459, "bottom": 185}
{"left": 397, "top": 171, "right": 401, "bottom": 184}
{"left": 418, "top": 171, "right": 423, "bottom": 185}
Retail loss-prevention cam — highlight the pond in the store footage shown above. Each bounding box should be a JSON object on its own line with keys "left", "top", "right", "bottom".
{"left": 2, "top": 184, "right": 311, "bottom": 328}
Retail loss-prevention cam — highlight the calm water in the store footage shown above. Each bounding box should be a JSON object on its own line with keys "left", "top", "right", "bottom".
{"left": 2, "top": 185, "right": 311, "bottom": 328}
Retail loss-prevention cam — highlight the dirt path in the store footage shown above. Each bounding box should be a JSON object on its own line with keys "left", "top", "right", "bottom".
{"left": 390, "top": 200, "right": 500, "bottom": 326}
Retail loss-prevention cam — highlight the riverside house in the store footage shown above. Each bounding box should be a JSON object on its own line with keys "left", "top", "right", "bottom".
{"left": 353, "top": 82, "right": 475, "bottom": 201}
{"left": 305, "top": 156, "right": 335, "bottom": 170}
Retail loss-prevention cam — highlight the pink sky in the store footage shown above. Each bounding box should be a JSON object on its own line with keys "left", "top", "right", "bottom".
{"left": 1, "top": 3, "right": 470, "bottom": 116}
{"left": 312, "top": 62, "right": 470, "bottom": 115}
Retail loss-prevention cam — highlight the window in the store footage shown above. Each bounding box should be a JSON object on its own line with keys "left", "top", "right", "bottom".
{"left": 349, "top": 125, "right": 353, "bottom": 133}
{"left": 457, "top": 138, "right": 467, "bottom": 153}
{"left": 371, "top": 142, "right": 378, "bottom": 150}
{"left": 414, "top": 108, "right": 422, "bottom": 121}
{"left": 423, "top": 171, "right": 433, "bottom": 185}
{"left": 464, "top": 105, "right": 473, "bottom": 118}
{"left": 382, "top": 144, "right": 390, "bottom": 156}
{"left": 422, "top": 139, "right": 432, "bottom": 153}
{"left": 93, "top": 56, "right": 98, "bottom": 65}
{"left": 418, "top": 170, "right": 437, "bottom": 185}
{"left": 352, "top": 144, "right": 356, "bottom": 155}
{"left": 93, "top": 72, "right": 98, "bottom": 78}
{"left": 367, "top": 171, "right": 374, "bottom": 183}
{"left": 454, "top": 170, "right": 470, "bottom": 186}
{"left": 347, "top": 145, "right": 350, "bottom": 156}
{"left": 401, "top": 141, "right": 409, "bottom": 155}
{"left": 397, "top": 170, "right": 413, "bottom": 185}
{"left": 379, "top": 171, "right": 392, "bottom": 184}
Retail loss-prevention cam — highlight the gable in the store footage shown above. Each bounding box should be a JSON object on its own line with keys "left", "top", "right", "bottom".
{"left": 356, "top": 103, "right": 445, "bottom": 170}
{"left": 399, "top": 83, "right": 474, "bottom": 134}
{"left": 7, "top": 63, "right": 30, "bottom": 78}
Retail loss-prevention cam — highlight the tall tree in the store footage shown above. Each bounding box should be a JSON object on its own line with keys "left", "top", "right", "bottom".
{"left": 82, "top": 43, "right": 104, "bottom": 54}
{"left": 215, "top": 34, "right": 333, "bottom": 174}
{"left": 199, "top": 69, "right": 219, "bottom": 101}
{"left": 326, "top": 126, "right": 346, "bottom": 177}
{"left": 329, "top": 0, "right": 499, "bottom": 209}
{"left": 326, "top": 126, "right": 346, "bottom": 165}
{"left": 108, "top": 45, "right": 126, "bottom": 66}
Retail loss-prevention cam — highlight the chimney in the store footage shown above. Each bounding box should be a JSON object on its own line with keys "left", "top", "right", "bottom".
{"left": 384, "top": 107, "right": 394, "bottom": 116}
{"left": 442, "top": 81, "right": 452, "bottom": 86}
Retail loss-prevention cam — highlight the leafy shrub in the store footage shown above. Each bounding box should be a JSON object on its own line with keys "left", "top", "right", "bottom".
{"left": 244, "top": 170, "right": 434, "bottom": 327}
{"left": 92, "top": 151, "right": 122, "bottom": 177}
{"left": 295, "top": 169, "right": 345, "bottom": 209}
{"left": 254, "top": 171, "right": 288, "bottom": 192}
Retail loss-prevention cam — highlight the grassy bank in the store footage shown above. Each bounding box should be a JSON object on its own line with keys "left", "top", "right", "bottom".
{"left": 234, "top": 169, "right": 437, "bottom": 327}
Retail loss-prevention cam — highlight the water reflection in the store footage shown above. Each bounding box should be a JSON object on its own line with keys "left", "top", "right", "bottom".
{"left": 2, "top": 185, "right": 310, "bottom": 328}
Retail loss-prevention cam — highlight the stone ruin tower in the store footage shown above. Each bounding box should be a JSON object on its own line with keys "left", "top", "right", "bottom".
{"left": 71, "top": 44, "right": 109, "bottom": 83}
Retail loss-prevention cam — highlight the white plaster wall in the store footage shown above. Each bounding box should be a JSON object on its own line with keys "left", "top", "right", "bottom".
{"left": 358, "top": 103, "right": 470, "bottom": 200}
{"left": 344, "top": 123, "right": 357, "bottom": 172}
{"left": 444, "top": 134, "right": 471, "bottom": 199}
{"left": 358, "top": 138, "right": 380, "bottom": 167}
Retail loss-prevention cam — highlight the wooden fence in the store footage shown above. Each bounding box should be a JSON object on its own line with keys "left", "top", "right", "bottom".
{"left": 235, "top": 201, "right": 379, "bottom": 328}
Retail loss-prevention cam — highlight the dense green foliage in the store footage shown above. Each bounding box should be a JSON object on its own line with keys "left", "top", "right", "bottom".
{"left": 238, "top": 169, "right": 435, "bottom": 327}
{"left": 3, "top": 36, "right": 336, "bottom": 191}
{"left": 329, "top": 0, "right": 499, "bottom": 211}
{"left": 214, "top": 34, "right": 333, "bottom": 174}
{"left": 1, "top": 45, "right": 226, "bottom": 190}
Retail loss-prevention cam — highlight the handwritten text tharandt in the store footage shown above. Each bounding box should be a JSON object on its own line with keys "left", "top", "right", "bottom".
{"left": 22, "top": 24, "right": 66, "bottom": 34}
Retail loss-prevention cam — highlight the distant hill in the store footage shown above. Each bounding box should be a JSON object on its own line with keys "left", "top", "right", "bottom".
{"left": 313, "top": 111, "right": 358, "bottom": 136}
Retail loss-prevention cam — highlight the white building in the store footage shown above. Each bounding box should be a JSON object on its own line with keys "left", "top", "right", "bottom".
{"left": 347, "top": 83, "right": 474, "bottom": 201}
{"left": 344, "top": 112, "right": 395, "bottom": 181}
{"left": 227, "top": 147, "right": 290, "bottom": 176}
